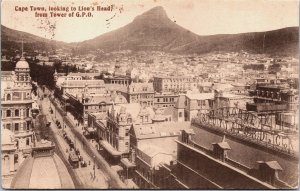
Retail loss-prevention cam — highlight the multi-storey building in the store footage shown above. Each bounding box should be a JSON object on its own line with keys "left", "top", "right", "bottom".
{"left": 95, "top": 103, "right": 155, "bottom": 163}
{"left": 154, "top": 92, "right": 178, "bottom": 109}
{"left": 153, "top": 76, "right": 197, "bottom": 93}
{"left": 120, "top": 83, "right": 155, "bottom": 107}
{"left": 1, "top": 57, "right": 34, "bottom": 153}
{"left": 171, "top": 109, "right": 298, "bottom": 189}
{"left": 247, "top": 83, "right": 298, "bottom": 112}
{"left": 1, "top": 128, "right": 17, "bottom": 187}
{"left": 129, "top": 121, "right": 191, "bottom": 188}
{"left": 175, "top": 91, "right": 252, "bottom": 122}
{"left": 103, "top": 75, "right": 132, "bottom": 86}
{"left": 54, "top": 72, "right": 106, "bottom": 99}
{"left": 67, "top": 92, "right": 127, "bottom": 125}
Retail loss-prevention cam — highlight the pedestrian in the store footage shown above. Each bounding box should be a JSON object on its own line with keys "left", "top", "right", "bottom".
{"left": 66, "top": 148, "right": 68, "bottom": 153}
{"left": 89, "top": 160, "right": 91, "bottom": 165}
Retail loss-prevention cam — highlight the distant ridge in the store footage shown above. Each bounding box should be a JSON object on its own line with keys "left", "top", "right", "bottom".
{"left": 1, "top": 25, "right": 68, "bottom": 53}
{"left": 1, "top": 6, "right": 299, "bottom": 57}
{"left": 75, "top": 6, "right": 299, "bottom": 56}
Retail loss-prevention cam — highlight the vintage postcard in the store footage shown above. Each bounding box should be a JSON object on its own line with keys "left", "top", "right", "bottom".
{"left": 1, "top": 0, "right": 299, "bottom": 189}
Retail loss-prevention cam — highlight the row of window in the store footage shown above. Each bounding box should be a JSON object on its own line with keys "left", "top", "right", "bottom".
{"left": 156, "top": 97, "right": 175, "bottom": 103}
{"left": 85, "top": 105, "right": 108, "bottom": 110}
{"left": 5, "top": 92, "right": 30, "bottom": 101}
{"left": 2, "top": 108, "right": 30, "bottom": 118}
{"left": 4, "top": 121, "right": 31, "bottom": 132}
{"left": 131, "top": 94, "right": 154, "bottom": 99}
{"left": 17, "top": 75, "right": 29, "bottom": 81}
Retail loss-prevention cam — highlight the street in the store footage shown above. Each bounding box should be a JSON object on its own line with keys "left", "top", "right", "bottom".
{"left": 39, "top": 95, "right": 109, "bottom": 189}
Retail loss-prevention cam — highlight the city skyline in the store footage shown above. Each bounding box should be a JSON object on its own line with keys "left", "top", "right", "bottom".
{"left": 1, "top": 0, "right": 299, "bottom": 42}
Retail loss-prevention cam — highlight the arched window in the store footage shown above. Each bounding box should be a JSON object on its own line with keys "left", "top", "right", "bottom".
{"left": 15, "top": 109, "right": 19, "bottom": 117}
{"left": 6, "top": 110, "right": 11, "bottom": 117}
{"left": 6, "top": 94, "right": 11, "bottom": 101}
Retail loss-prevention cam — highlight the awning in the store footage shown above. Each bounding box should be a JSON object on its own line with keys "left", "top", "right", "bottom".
{"left": 121, "top": 158, "right": 136, "bottom": 168}
{"left": 100, "top": 140, "right": 122, "bottom": 156}
{"left": 84, "top": 126, "right": 97, "bottom": 133}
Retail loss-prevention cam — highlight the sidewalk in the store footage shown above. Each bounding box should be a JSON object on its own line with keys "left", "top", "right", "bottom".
{"left": 48, "top": 97, "right": 127, "bottom": 189}
{"left": 41, "top": 98, "right": 108, "bottom": 189}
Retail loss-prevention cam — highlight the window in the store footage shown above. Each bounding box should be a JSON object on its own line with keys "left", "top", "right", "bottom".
{"left": 15, "top": 109, "right": 19, "bottom": 117}
{"left": 6, "top": 110, "right": 11, "bottom": 117}
{"left": 6, "top": 124, "right": 11, "bottom": 130}
{"left": 125, "top": 129, "right": 129, "bottom": 136}
{"left": 145, "top": 116, "right": 148, "bottom": 122}
{"left": 179, "top": 112, "right": 182, "bottom": 118}
{"left": 27, "top": 121, "right": 31, "bottom": 130}
{"left": 140, "top": 116, "right": 143, "bottom": 122}
{"left": 15, "top": 123, "right": 19, "bottom": 132}
{"left": 26, "top": 108, "right": 30, "bottom": 117}
{"left": 6, "top": 94, "right": 11, "bottom": 101}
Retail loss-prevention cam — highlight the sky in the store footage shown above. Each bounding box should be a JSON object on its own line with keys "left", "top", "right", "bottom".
{"left": 1, "top": 0, "right": 299, "bottom": 43}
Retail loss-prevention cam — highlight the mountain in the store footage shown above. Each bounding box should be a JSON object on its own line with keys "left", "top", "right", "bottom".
{"left": 76, "top": 6, "right": 202, "bottom": 53}
{"left": 1, "top": 25, "right": 68, "bottom": 54}
{"left": 1, "top": 6, "right": 298, "bottom": 57}
{"left": 76, "top": 6, "right": 299, "bottom": 57}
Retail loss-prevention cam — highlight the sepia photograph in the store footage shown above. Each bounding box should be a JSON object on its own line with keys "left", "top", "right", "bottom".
{"left": 1, "top": 0, "right": 299, "bottom": 189}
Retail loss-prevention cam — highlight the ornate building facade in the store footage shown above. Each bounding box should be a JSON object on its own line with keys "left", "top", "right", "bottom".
{"left": 1, "top": 56, "right": 34, "bottom": 156}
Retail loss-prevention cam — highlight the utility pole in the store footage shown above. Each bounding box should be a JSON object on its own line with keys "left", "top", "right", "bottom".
{"left": 93, "top": 155, "right": 96, "bottom": 179}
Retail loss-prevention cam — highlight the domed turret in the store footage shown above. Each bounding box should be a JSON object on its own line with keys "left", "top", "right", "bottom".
{"left": 15, "top": 57, "right": 29, "bottom": 69}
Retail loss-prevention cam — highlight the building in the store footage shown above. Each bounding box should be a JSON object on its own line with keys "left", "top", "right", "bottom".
{"left": 54, "top": 72, "right": 106, "bottom": 99}
{"left": 247, "top": 83, "right": 298, "bottom": 112}
{"left": 1, "top": 129, "right": 17, "bottom": 188}
{"left": 153, "top": 76, "right": 197, "bottom": 93}
{"left": 171, "top": 107, "right": 298, "bottom": 189}
{"left": 103, "top": 75, "right": 132, "bottom": 86}
{"left": 59, "top": 80, "right": 106, "bottom": 96}
{"left": 120, "top": 83, "right": 155, "bottom": 107}
{"left": 96, "top": 103, "right": 155, "bottom": 163}
{"left": 67, "top": 93, "right": 128, "bottom": 125}
{"left": 1, "top": 56, "right": 34, "bottom": 154}
{"left": 154, "top": 92, "right": 178, "bottom": 109}
{"left": 174, "top": 91, "right": 252, "bottom": 122}
{"left": 128, "top": 121, "right": 191, "bottom": 188}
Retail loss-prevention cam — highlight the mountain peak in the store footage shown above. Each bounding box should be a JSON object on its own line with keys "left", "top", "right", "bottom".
{"left": 144, "top": 6, "right": 166, "bottom": 15}
{"left": 133, "top": 6, "right": 169, "bottom": 23}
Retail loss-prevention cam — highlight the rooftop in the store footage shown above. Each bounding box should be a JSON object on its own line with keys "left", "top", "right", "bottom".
{"left": 10, "top": 154, "right": 74, "bottom": 189}
{"left": 186, "top": 93, "right": 214, "bottom": 100}
{"left": 133, "top": 121, "right": 191, "bottom": 139}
